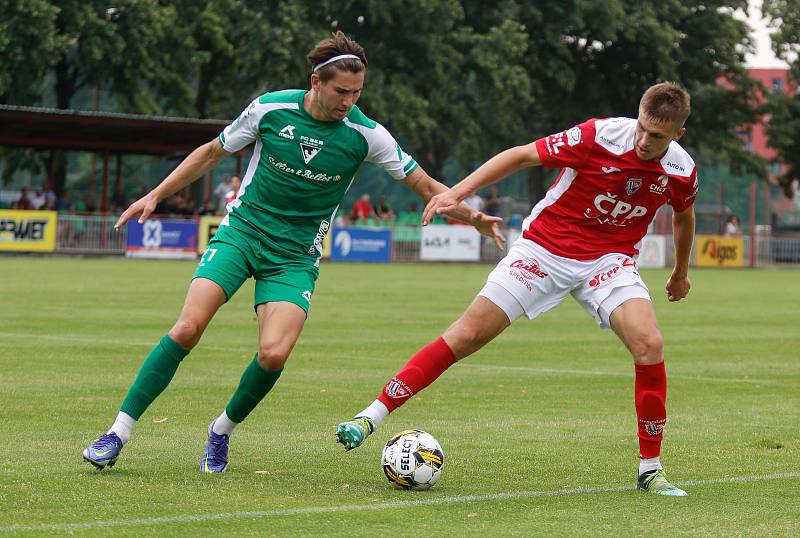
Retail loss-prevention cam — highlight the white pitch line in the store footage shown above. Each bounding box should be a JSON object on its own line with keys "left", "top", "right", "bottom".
{"left": 0, "top": 331, "right": 241, "bottom": 354}
{"left": 1, "top": 472, "right": 797, "bottom": 533}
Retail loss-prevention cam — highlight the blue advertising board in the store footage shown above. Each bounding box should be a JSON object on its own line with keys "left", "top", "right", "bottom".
{"left": 126, "top": 218, "right": 198, "bottom": 259}
{"left": 330, "top": 227, "right": 391, "bottom": 263}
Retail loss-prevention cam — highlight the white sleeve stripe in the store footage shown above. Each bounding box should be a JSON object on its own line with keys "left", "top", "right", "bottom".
{"left": 343, "top": 119, "right": 413, "bottom": 180}
{"left": 522, "top": 168, "right": 578, "bottom": 230}
{"left": 221, "top": 101, "right": 299, "bottom": 153}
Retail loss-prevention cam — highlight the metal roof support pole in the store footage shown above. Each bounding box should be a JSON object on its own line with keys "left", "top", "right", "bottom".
{"left": 114, "top": 153, "right": 123, "bottom": 210}
{"left": 101, "top": 151, "right": 110, "bottom": 214}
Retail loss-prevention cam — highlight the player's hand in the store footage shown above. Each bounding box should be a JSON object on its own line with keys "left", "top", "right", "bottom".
{"left": 422, "top": 190, "right": 462, "bottom": 225}
{"left": 666, "top": 272, "right": 691, "bottom": 302}
{"left": 470, "top": 210, "right": 506, "bottom": 250}
{"left": 114, "top": 192, "right": 159, "bottom": 231}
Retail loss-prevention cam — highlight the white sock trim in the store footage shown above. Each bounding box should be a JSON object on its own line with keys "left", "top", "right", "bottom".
{"left": 211, "top": 410, "right": 238, "bottom": 436}
{"left": 356, "top": 400, "right": 389, "bottom": 428}
{"left": 108, "top": 411, "right": 136, "bottom": 444}
{"left": 639, "top": 456, "right": 662, "bottom": 476}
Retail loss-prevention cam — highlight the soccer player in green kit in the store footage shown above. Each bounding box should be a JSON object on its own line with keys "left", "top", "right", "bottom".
{"left": 82, "top": 31, "right": 505, "bottom": 473}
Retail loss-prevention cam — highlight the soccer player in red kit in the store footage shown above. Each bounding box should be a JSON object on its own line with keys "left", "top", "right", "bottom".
{"left": 336, "top": 82, "right": 698, "bottom": 496}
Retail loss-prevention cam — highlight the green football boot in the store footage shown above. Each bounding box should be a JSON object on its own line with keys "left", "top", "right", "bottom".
{"left": 637, "top": 469, "right": 688, "bottom": 496}
{"left": 335, "top": 417, "right": 375, "bottom": 450}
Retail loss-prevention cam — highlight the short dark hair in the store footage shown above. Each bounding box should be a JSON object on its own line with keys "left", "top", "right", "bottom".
{"left": 639, "top": 82, "right": 691, "bottom": 125}
{"left": 307, "top": 31, "right": 367, "bottom": 82}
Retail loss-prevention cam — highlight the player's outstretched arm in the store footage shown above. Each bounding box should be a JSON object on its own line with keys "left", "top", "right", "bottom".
{"left": 114, "top": 139, "right": 230, "bottom": 230}
{"left": 422, "top": 142, "right": 542, "bottom": 225}
{"left": 402, "top": 168, "right": 506, "bottom": 249}
{"left": 666, "top": 205, "right": 695, "bottom": 301}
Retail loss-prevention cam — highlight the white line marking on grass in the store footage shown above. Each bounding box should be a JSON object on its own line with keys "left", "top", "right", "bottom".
{"left": 2, "top": 472, "right": 797, "bottom": 533}
{"left": 0, "top": 332, "right": 239, "bottom": 354}
{"left": 462, "top": 363, "right": 791, "bottom": 386}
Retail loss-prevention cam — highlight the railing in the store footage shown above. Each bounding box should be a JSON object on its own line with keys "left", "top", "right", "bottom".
{"left": 56, "top": 214, "right": 127, "bottom": 254}
{"left": 15, "top": 213, "right": 799, "bottom": 266}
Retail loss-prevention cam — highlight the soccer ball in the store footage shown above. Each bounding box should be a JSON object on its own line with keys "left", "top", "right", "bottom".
{"left": 381, "top": 429, "right": 444, "bottom": 490}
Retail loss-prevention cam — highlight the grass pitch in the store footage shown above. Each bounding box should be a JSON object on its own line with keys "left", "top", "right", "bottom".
{"left": 1, "top": 256, "right": 798, "bottom": 537}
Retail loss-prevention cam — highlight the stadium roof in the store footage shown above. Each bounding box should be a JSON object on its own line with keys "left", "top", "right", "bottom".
{"left": 0, "top": 104, "right": 230, "bottom": 156}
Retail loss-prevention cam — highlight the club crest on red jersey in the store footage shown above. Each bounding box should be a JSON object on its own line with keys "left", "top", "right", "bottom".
{"left": 626, "top": 178, "right": 642, "bottom": 195}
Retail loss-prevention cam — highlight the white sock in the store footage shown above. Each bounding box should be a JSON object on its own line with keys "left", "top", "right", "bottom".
{"left": 639, "top": 456, "right": 662, "bottom": 476}
{"left": 211, "top": 410, "right": 238, "bottom": 436}
{"left": 356, "top": 400, "right": 389, "bottom": 429}
{"left": 108, "top": 412, "right": 136, "bottom": 444}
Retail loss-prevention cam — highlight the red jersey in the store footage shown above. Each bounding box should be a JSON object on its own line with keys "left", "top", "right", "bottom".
{"left": 527, "top": 117, "right": 698, "bottom": 260}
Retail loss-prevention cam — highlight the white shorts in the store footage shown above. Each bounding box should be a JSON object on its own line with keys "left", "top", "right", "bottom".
{"left": 479, "top": 238, "right": 651, "bottom": 329}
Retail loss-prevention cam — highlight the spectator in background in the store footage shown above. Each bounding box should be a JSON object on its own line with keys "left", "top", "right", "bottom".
{"left": 56, "top": 189, "right": 73, "bottom": 211}
{"left": 225, "top": 176, "right": 242, "bottom": 207}
{"left": 375, "top": 195, "right": 395, "bottom": 223}
{"left": 483, "top": 185, "right": 500, "bottom": 217}
{"left": 12, "top": 187, "right": 33, "bottom": 210}
{"left": 29, "top": 182, "right": 56, "bottom": 210}
{"left": 351, "top": 193, "right": 375, "bottom": 222}
{"left": 30, "top": 188, "right": 45, "bottom": 209}
{"left": 723, "top": 215, "right": 741, "bottom": 236}
{"left": 42, "top": 182, "right": 57, "bottom": 209}
{"left": 198, "top": 200, "right": 218, "bottom": 216}
{"left": 464, "top": 192, "right": 483, "bottom": 212}
{"left": 214, "top": 175, "right": 233, "bottom": 215}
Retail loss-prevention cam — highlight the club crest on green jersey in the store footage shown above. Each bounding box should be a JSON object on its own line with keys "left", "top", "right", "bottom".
{"left": 300, "top": 135, "right": 323, "bottom": 164}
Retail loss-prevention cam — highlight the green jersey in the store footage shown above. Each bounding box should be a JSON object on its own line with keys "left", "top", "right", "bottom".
{"left": 218, "top": 89, "right": 419, "bottom": 261}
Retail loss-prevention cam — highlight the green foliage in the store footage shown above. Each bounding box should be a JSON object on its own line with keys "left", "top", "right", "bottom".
{"left": 0, "top": 0, "right": 59, "bottom": 104}
{"left": 763, "top": 0, "right": 800, "bottom": 197}
{"left": 764, "top": 92, "right": 800, "bottom": 196}
{"left": 0, "top": 1, "right": 772, "bottom": 198}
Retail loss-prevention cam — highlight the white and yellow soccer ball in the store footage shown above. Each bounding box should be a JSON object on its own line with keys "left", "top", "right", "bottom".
{"left": 381, "top": 429, "right": 444, "bottom": 490}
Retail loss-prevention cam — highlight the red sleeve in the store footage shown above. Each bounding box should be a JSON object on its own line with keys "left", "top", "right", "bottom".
{"left": 669, "top": 170, "right": 699, "bottom": 212}
{"left": 534, "top": 119, "right": 596, "bottom": 170}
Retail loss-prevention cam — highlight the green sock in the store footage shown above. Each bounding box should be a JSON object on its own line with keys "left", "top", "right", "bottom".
{"left": 225, "top": 354, "right": 283, "bottom": 423}
{"left": 120, "top": 335, "right": 189, "bottom": 420}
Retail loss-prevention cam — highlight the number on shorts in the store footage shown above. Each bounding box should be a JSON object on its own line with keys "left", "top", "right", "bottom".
{"left": 201, "top": 248, "right": 218, "bottom": 264}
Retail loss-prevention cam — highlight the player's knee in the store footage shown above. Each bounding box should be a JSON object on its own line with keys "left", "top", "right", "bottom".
{"left": 257, "top": 346, "right": 289, "bottom": 371}
{"left": 446, "top": 323, "right": 490, "bottom": 358}
{"left": 168, "top": 319, "right": 204, "bottom": 349}
{"left": 632, "top": 331, "right": 664, "bottom": 364}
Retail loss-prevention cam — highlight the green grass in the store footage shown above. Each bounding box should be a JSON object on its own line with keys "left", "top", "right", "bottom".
{"left": 1, "top": 257, "right": 799, "bottom": 537}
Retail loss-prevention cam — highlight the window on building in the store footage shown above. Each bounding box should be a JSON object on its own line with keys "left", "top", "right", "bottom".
{"left": 772, "top": 78, "right": 784, "bottom": 93}
{"left": 736, "top": 129, "right": 752, "bottom": 152}
{"left": 771, "top": 160, "right": 782, "bottom": 176}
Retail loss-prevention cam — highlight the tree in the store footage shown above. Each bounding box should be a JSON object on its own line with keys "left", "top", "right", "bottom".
{"left": 512, "top": 0, "right": 762, "bottom": 201}
{"left": 0, "top": 0, "right": 59, "bottom": 104}
{"left": 763, "top": 0, "right": 800, "bottom": 197}
{"left": 159, "top": 1, "right": 319, "bottom": 119}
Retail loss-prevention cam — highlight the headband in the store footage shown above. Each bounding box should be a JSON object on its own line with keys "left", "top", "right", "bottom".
{"left": 313, "top": 54, "right": 361, "bottom": 72}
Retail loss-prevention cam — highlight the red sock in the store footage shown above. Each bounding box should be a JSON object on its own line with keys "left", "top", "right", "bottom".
{"left": 377, "top": 337, "right": 458, "bottom": 412}
{"left": 635, "top": 361, "right": 667, "bottom": 459}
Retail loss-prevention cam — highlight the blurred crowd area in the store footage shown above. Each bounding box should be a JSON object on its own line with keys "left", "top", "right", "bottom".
{"left": 1, "top": 175, "right": 522, "bottom": 229}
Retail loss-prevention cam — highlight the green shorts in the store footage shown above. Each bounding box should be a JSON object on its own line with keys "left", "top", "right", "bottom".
{"left": 193, "top": 224, "right": 319, "bottom": 315}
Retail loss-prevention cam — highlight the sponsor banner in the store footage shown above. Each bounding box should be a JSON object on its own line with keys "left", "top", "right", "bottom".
{"left": 0, "top": 210, "right": 57, "bottom": 252}
{"left": 420, "top": 224, "right": 481, "bottom": 261}
{"left": 197, "top": 216, "right": 223, "bottom": 254}
{"left": 695, "top": 235, "right": 744, "bottom": 267}
{"left": 330, "top": 227, "right": 391, "bottom": 263}
{"left": 637, "top": 235, "right": 667, "bottom": 268}
{"left": 126, "top": 218, "right": 197, "bottom": 259}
